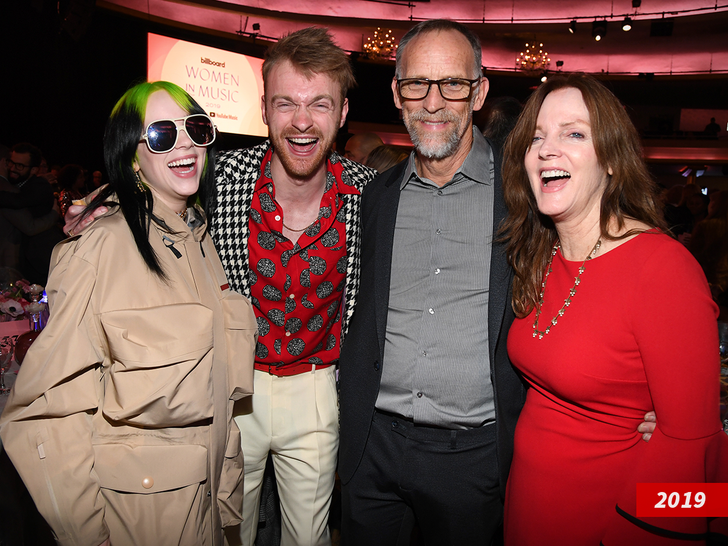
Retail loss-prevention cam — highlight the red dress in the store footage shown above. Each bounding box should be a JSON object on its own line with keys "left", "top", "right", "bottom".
{"left": 505, "top": 232, "right": 727, "bottom": 545}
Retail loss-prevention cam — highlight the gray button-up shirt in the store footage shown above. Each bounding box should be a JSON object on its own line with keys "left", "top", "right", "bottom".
{"left": 376, "top": 127, "right": 496, "bottom": 429}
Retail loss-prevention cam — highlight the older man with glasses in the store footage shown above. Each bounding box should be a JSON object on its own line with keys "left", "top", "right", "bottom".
{"left": 338, "top": 19, "right": 521, "bottom": 545}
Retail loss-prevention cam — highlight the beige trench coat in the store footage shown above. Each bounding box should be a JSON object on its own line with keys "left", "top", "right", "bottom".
{"left": 0, "top": 201, "right": 256, "bottom": 546}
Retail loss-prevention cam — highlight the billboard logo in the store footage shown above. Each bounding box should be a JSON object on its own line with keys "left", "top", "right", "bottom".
{"left": 201, "top": 57, "right": 225, "bottom": 68}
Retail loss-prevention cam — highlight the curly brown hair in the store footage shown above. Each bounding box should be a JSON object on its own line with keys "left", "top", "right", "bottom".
{"left": 499, "top": 73, "right": 666, "bottom": 317}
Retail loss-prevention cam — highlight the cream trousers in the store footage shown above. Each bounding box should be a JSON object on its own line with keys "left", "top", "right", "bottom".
{"left": 227, "top": 366, "right": 339, "bottom": 546}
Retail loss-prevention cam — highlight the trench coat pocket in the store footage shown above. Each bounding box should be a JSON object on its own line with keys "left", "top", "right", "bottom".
{"left": 217, "top": 424, "right": 244, "bottom": 527}
{"left": 220, "top": 294, "right": 256, "bottom": 401}
{"left": 100, "top": 304, "right": 215, "bottom": 426}
{"left": 93, "top": 443, "right": 208, "bottom": 494}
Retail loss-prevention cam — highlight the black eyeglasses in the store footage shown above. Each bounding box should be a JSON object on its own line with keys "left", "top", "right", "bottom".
{"left": 6, "top": 159, "right": 29, "bottom": 171}
{"left": 396, "top": 78, "right": 481, "bottom": 102}
{"left": 140, "top": 114, "right": 216, "bottom": 153}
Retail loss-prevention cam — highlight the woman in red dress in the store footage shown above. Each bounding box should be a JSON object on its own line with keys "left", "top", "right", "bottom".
{"left": 500, "top": 73, "right": 727, "bottom": 545}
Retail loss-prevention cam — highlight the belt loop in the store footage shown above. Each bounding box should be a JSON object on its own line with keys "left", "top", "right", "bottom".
{"left": 311, "top": 363, "right": 315, "bottom": 373}
{"left": 450, "top": 430, "right": 457, "bottom": 450}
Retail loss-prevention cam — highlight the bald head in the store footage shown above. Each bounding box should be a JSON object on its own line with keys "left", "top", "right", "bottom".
{"left": 344, "top": 133, "right": 384, "bottom": 164}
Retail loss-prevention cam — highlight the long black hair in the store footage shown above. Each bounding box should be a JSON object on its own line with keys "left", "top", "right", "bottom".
{"left": 83, "top": 81, "right": 217, "bottom": 279}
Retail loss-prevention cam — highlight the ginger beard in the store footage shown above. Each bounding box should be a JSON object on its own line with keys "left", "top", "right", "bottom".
{"left": 269, "top": 124, "right": 337, "bottom": 179}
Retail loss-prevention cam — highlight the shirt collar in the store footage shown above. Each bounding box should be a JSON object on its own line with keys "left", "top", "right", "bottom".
{"left": 400, "top": 126, "right": 492, "bottom": 190}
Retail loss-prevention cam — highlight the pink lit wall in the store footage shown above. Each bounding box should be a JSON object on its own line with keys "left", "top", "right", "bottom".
{"left": 680, "top": 109, "right": 728, "bottom": 133}
{"left": 101, "top": 0, "right": 728, "bottom": 77}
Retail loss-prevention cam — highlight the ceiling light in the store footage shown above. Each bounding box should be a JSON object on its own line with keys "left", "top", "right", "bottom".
{"left": 622, "top": 17, "right": 632, "bottom": 31}
{"left": 515, "top": 42, "right": 550, "bottom": 74}
{"left": 540, "top": 72, "right": 548, "bottom": 83}
{"left": 592, "top": 20, "right": 607, "bottom": 41}
{"left": 363, "top": 27, "right": 397, "bottom": 59}
{"left": 569, "top": 20, "right": 576, "bottom": 34}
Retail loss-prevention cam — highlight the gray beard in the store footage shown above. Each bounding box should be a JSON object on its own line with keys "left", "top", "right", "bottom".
{"left": 404, "top": 108, "right": 473, "bottom": 160}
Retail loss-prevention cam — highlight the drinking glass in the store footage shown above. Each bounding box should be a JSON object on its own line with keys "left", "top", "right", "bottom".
{"left": 0, "top": 343, "right": 13, "bottom": 395}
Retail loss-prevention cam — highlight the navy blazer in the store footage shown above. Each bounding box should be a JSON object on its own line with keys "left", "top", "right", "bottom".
{"left": 338, "top": 136, "right": 527, "bottom": 498}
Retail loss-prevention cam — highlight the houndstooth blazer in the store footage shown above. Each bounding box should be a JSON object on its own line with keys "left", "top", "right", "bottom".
{"left": 211, "top": 140, "right": 376, "bottom": 341}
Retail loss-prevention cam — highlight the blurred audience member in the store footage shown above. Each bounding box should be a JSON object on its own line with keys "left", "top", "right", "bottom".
{"left": 0, "top": 144, "right": 60, "bottom": 270}
{"left": 0, "top": 143, "right": 8, "bottom": 184}
{"left": 37, "top": 156, "right": 58, "bottom": 188}
{"left": 344, "top": 132, "right": 384, "bottom": 163}
{"left": 37, "top": 157, "right": 49, "bottom": 176}
{"left": 57, "top": 164, "right": 87, "bottom": 217}
{"left": 704, "top": 117, "right": 720, "bottom": 137}
{"left": 478, "top": 96, "right": 522, "bottom": 148}
{"left": 689, "top": 190, "right": 728, "bottom": 317}
{"left": 686, "top": 191, "right": 709, "bottom": 226}
{"left": 91, "top": 170, "right": 104, "bottom": 190}
{"left": 363, "top": 144, "right": 408, "bottom": 173}
{"left": 0, "top": 143, "right": 64, "bottom": 284}
{"left": 662, "top": 184, "right": 693, "bottom": 241}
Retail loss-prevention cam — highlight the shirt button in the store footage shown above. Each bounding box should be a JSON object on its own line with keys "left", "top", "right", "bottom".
{"left": 421, "top": 350, "right": 427, "bottom": 356}
{"left": 285, "top": 332, "right": 291, "bottom": 337}
{"left": 435, "top": 268, "right": 441, "bottom": 274}
{"left": 288, "top": 294, "right": 295, "bottom": 299}
{"left": 428, "top": 308, "right": 434, "bottom": 315}
{"left": 275, "top": 215, "right": 281, "bottom": 221}
{"left": 417, "top": 392, "right": 423, "bottom": 398}
{"left": 437, "top": 190, "right": 443, "bottom": 195}
{"left": 142, "top": 477, "right": 154, "bottom": 489}
{"left": 436, "top": 228, "right": 442, "bottom": 235}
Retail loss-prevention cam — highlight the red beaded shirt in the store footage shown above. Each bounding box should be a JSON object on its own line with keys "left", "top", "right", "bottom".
{"left": 249, "top": 148, "right": 360, "bottom": 376}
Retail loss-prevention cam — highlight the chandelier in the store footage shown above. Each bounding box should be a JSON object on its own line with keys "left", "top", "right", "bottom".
{"left": 363, "top": 28, "right": 397, "bottom": 60}
{"left": 516, "top": 42, "right": 550, "bottom": 74}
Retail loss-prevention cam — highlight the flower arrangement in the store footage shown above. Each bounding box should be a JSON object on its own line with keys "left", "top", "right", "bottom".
{"left": 0, "top": 279, "right": 33, "bottom": 321}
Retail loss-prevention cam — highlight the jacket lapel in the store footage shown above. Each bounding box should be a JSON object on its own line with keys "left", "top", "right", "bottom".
{"left": 486, "top": 139, "right": 512, "bottom": 364}
{"left": 211, "top": 141, "right": 269, "bottom": 298}
{"left": 373, "top": 161, "right": 407, "bottom": 358}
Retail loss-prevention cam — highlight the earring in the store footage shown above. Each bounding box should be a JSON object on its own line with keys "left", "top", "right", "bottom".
{"left": 135, "top": 170, "right": 145, "bottom": 192}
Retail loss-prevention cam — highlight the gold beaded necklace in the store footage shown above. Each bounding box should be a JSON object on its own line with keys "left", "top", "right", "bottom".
{"left": 533, "top": 238, "right": 602, "bottom": 339}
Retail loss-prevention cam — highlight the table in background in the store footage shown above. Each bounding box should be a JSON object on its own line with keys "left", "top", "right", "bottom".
{"left": 0, "top": 321, "right": 26, "bottom": 418}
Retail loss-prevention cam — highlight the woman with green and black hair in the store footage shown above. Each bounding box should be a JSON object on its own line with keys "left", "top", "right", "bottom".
{"left": 0, "top": 81, "right": 257, "bottom": 546}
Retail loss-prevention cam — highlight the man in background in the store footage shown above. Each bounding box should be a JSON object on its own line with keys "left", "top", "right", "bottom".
{"left": 343, "top": 132, "right": 383, "bottom": 164}
{"left": 0, "top": 142, "right": 63, "bottom": 282}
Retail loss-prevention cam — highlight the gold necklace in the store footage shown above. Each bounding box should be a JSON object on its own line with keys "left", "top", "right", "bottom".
{"left": 176, "top": 208, "right": 187, "bottom": 220}
{"left": 533, "top": 238, "right": 602, "bottom": 339}
{"left": 282, "top": 218, "right": 318, "bottom": 233}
